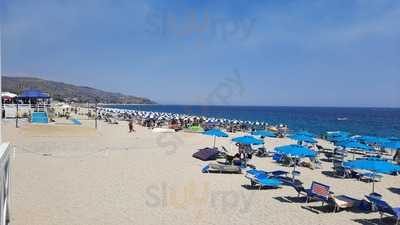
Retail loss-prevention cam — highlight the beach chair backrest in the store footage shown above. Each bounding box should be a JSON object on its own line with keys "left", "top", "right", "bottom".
{"left": 287, "top": 181, "right": 304, "bottom": 194}
{"left": 332, "top": 159, "right": 343, "bottom": 168}
{"left": 366, "top": 196, "right": 395, "bottom": 215}
{"left": 310, "top": 181, "right": 330, "bottom": 200}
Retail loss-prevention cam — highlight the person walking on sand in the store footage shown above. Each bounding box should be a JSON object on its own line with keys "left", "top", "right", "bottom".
{"left": 128, "top": 120, "right": 135, "bottom": 133}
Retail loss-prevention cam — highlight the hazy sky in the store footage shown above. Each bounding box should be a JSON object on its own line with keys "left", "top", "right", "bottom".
{"left": 2, "top": 0, "right": 400, "bottom": 107}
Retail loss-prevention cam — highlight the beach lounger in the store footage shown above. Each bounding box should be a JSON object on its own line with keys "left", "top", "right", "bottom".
{"left": 331, "top": 195, "right": 358, "bottom": 213}
{"left": 272, "top": 153, "right": 293, "bottom": 166}
{"left": 255, "top": 147, "right": 275, "bottom": 157}
{"left": 332, "top": 160, "right": 352, "bottom": 178}
{"left": 245, "top": 169, "right": 288, "bottom": 179}
{"left": 286, "top": 181, "right": 307, "bottom": 197}
{"left": 324, "top": 152, "right": 334, "bottom": 161}
{"left": 305, "top": 181, "right": 333, "bottom": 206}
{"left": 219, "top": 146, "right": 237, "bottom": 164}
{"left": 356, "top": 170, "right": 383, "bottom": 182}
{"left": 269, "top": 170, "right": 289, "bottom": 178}
{"left": 245, "top": 169, "right": 281, "bottom": 189}
{"left": 365, "top": 196, "right": 400, "bottom": 225}
{"left": 111, "top": 119, "right": 119, "bottom": 124}
{"left": 201, "top": 163, "right": 241, "bottom": 174}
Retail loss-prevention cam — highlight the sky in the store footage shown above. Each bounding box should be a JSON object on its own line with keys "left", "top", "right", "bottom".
{"left": 1, "top": 0, "right": 400, "bottom": 107}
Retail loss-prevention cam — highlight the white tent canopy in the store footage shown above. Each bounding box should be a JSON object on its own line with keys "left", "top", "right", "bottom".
{"left": 1, "top": 92, "right": 17, "bottom": 98}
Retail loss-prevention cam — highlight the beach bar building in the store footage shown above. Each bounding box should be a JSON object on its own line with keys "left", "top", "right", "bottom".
{"left": 2, "top": 89, "right": 51, "bottom": 123}
{"left": 16, "top": 90, "right": 51, "bottom": 111}
{"left": 16, "top": 90, "right": 51, "bottom": 123}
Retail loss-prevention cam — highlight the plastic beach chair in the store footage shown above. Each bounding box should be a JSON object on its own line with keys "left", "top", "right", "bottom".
{"left": 306, "top": 181, "right": 333, "bottom": 206}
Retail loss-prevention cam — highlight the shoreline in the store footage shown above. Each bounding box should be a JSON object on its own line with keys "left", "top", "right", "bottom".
{"left": 99, "top": 106, "right": 400, "bottom": 138}
{"left": 103, "top": 104, "right": 400, "bottom": 109}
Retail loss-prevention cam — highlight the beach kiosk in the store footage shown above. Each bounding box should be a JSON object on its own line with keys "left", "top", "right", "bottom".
{"left": 17, "top": 90, "right": 51, "bottom": 123}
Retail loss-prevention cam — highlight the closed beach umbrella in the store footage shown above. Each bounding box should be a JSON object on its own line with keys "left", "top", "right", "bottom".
{"left": 251, "top": 130, "right": 277, "bottom": 138}
{"left": 203, "top": 129, "right": 228, "bottom": 148}
{"left": 275, "top": 144, "right": 317, "bottom": 179}
{"left": 232, "top": 136, "right": 264, "bottom": 145}
{"left": 344, "top": 159, "right": 400, "bottom": 193}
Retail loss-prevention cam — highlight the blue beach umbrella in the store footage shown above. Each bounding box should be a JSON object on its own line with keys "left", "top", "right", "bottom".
{"left": 275, "top": 144, "right": 317, "bottom": 158}
{"left": 275, "top": 144, "right": 317, "bottom": 179}
{"left": 336, "top": 140, "right": 374, "bottom": 159}
{"left": 296, "top": 131, "right": 316, "bottom": 138}
{"left": 383, "top": 141, "right": 400, "bottom": 150}
{"left": 389, "top": 137, "right": 400, "bottom": 141}
{"left": 327, "top": 131, "right": 351, "bottom": 138}
{"left": 337, "top": 141, "right": 374, "bottom": 151}
{"left": 203, "top": 129, "right": 228, "bottom": 148}
{"left": 329, "top": 136, "right": 350, "bottom": 143}
{"left": 232, "top": 136, "right": 264, "bottom": 145}
{"left": 251, "top": 130, "right": 277, "bottom": 138}
{"left": 356, "top": 136, "right": 390, "bottom": 146}
{"left": 344, "top": 159, "right": 400, "bottom": 192}
{"left": 327, "top": 131, "right": 351, "bottom": 143}
{"left": 289, "top": 134, "right": 317, "bottom": 144}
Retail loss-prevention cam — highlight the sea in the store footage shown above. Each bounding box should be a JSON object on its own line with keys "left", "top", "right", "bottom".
{"left": 105, "top": 105, "right": 400, "bottom": 137}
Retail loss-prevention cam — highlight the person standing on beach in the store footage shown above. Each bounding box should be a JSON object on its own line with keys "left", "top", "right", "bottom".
{"left": 128, "top": 120, "right": 135, "bottom": 133}
{"left": 394, "top": 149, "right": 400, "bottom": 165}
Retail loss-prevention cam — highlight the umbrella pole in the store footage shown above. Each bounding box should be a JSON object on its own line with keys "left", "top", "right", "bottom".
{"left": 213, "top": 136, "right": 216, "bottom": 149}
{"left": 372, "top": 172, "right": 376, "bottom": 193}
{"left": 372, "top": 180, "right": 375, "bottom": 193}
{"left": 292, "top": 159, "right": 296, "bottom": 181}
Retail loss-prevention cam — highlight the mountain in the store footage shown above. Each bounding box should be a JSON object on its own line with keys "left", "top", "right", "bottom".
{"left": 1, "top": 76, "right": 156, "bottom": 104}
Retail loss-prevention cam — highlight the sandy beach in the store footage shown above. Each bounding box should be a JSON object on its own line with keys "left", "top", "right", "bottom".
{"left": 3, "top": 119, "right": 399, "bottom": 225}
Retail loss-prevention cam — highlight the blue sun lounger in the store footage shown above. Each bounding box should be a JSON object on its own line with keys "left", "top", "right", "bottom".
{"left": 365, "top": 195, "right": 400, "bottom": 225}
{"left": 245, "top": 169, "right": 282, "bottom": 189}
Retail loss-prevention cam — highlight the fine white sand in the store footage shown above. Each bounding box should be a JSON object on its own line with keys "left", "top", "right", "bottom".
{"left": 3, "top": 119, "right": 399, "bottom": 225}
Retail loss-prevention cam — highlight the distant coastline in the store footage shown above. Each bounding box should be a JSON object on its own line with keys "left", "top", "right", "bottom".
{"left": 2, "top": 76, "right": 156, "bottom": 104}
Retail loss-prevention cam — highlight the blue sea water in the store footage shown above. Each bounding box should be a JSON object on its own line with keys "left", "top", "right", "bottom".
{"left": 105, "top": 105, "right": 400, "bottom": 137}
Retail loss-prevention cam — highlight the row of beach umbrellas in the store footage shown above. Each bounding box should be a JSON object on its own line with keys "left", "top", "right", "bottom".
{"left": 203, "top": 128, "right": 400, "bottom": 195}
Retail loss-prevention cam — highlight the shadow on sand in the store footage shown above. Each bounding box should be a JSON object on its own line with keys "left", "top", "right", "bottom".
{"left": 273, "top": 196, "right": 306, "bottom": 204}
{"left": 353, "top": 217, "right": 397, "bottom": 225}
{"left": 241, "top": 184, "right": 280, "bottom": 190}
{"left": 300, "top": 205, "right": 333, "bottom": 214}
{"left": 321, "top": 170, "right": 340, "bottom": 178}
{"left": 388, "top": 187, "right": 400, "bottom": 195}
